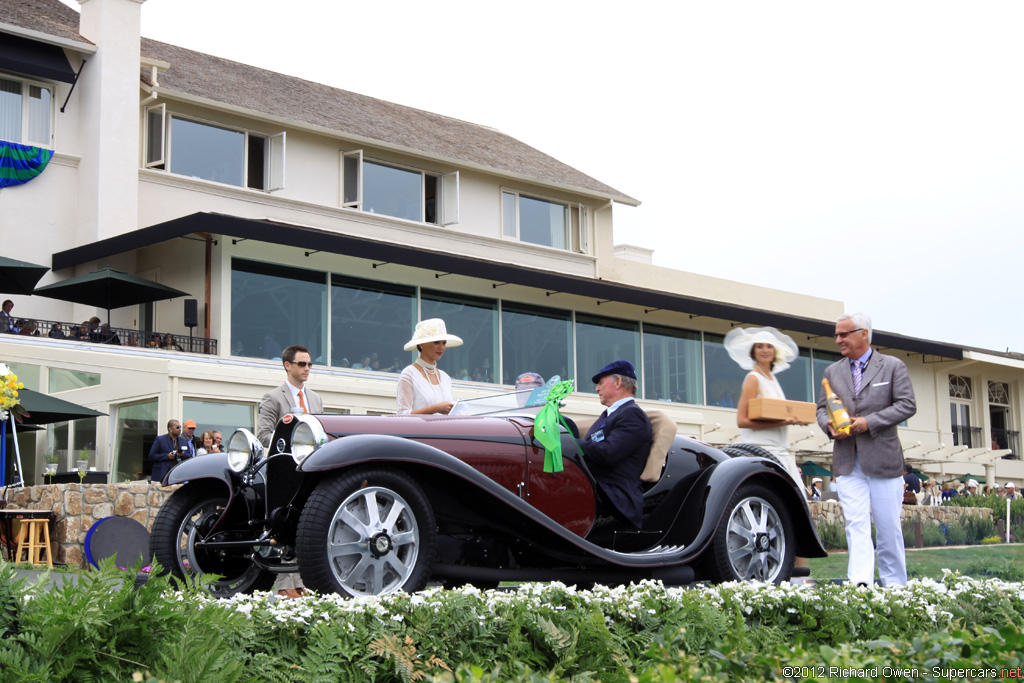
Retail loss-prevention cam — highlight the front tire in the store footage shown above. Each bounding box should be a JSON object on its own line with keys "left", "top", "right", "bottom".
{"left": 150, "top": 485, "right": 276, "bottom": 597}
{"left": 704, "top": 484, "right": 794, "bottom": 583}
{"left": 296, "top": 469, "right": 436, "bottom": 597}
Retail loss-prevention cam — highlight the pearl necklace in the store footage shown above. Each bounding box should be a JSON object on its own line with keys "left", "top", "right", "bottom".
{"left": 415, "top": 357, "right": 438, "bottom": 377}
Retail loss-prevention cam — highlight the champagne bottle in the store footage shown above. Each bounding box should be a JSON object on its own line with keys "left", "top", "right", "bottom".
{"left": 821, "top": 377, "right": 853, "bottom": 436}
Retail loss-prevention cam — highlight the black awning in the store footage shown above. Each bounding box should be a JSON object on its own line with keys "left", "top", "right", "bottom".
{"left": 0, "top": 33, "right": 77, "bottom": 84}
{"left": 50, "top": 211, "right": 965, "bottom": 360}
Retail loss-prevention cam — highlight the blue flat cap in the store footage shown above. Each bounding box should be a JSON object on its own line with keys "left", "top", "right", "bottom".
{"left": 591, "top": 360, "right": 637, "bottom": 384}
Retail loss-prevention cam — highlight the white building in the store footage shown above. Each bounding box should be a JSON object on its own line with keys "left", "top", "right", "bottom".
{"left": 1, "top": 0, "right": 1022, "bottom": 489}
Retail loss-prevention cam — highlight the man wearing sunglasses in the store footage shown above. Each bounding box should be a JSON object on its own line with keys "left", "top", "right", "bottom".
{"left": 257, "top": 344, "right": 325, "bottom": 449}
{"left": 816, "top": 313, "right": 916, "bottom": 586}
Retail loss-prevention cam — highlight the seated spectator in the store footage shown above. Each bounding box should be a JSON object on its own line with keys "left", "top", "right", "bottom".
{"left": 18, "top": 320, "right": 40, "bottom": 336}
{"left": 48, "top": 322, "right": 66, "bottom": 339}
{"left": 98, "top": 323, "right": 120, "bottom": 345}
{"left": 161, "top": 333, "right": 183, "bottom": 351}
{"left": 73, "top": 321, "right": 92, "bottom": 341}
{"left": 126, "top": 331, "right": 139, "bottom": 347}
{"left": 146, "top": 333, "right": 161, "bottom": 348}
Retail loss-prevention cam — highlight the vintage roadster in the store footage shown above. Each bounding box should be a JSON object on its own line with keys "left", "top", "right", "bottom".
{"left": 151, "top": 389, "right": 826, "bottom": 597}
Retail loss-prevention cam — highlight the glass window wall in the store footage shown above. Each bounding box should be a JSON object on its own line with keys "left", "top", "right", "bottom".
{"left": 575, "top": 313, "right": 639, "bottom": 394}
{"left": 49, "top": 368, "right": 101, "bottom": 393}
{"left": 231, "top": 259, "right": 327, "bottom": 363}
{"left": 501, "top": 302, "right": 573, "bottom": 386}
{"left": 776, "top": 348, "right": 812, "bottom": 403}
{"left": 642, "top": 324, "right": 702, "bottom": 404}
{"left": 811, "top": 349, "right": 843, "bottom": 401}
{"left": 183, "top": 399, "right": 255, "bottom": 444}
{"left": 363, "top": 161, "right": 423, "bottom": 222}
{"left": 421, "top": 290, "right": 498, "bottom": 383}
{"left": 331, "top": 275, "right": 415, "bottom": 372}
{"left": 704, "top": 333, "right": 747, "bottom": 408}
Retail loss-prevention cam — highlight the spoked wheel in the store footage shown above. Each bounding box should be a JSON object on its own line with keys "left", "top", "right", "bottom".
{"left": 704, "top": 484, "right": 794, "bottom": 583}
{"left": 151, "top": 486, "right": 275, "bottom": 598}
{"left": 296, "top": 469, "right": 436, "bottom": 597}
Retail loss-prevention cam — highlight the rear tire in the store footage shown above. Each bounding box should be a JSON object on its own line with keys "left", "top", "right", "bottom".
{"left": 150, "top": 485, "right": 275, "bottom": 597}
{"left": 296, "top": 469, "right": 436, "bottom": 597}
{"left": 703, "top": 484, "right": 794, "bottom": 583}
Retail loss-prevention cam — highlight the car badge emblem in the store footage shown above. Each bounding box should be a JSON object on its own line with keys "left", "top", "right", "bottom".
{"left": 276, "top": 438, "right": 286, "bottom": 452}
{"left": 282, "top": 414, "right": 294, "bottom": 424}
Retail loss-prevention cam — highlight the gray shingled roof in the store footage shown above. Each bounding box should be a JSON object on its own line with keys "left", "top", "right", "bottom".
{"left": 0, "top": 0, "right": 90, "bottom": 45}
{"left": 2, "top": 0, "right": 635, "bottom": 203}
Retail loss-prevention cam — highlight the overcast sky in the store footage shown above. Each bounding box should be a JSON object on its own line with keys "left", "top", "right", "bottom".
{"left": 62, "top": 0, "right": 1024, "bottom": 352}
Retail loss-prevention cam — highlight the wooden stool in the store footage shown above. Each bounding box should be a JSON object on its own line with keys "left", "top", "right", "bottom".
{"left": 15, "top": 518, "right": 53, "bottom": 567}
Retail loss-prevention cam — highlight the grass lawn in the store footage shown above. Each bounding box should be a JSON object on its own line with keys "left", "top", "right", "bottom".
{"left": 808, "top": 543, "right": 1024, "bottom": 582}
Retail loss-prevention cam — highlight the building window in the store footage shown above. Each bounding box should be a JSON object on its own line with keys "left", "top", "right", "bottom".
{"left": 501, "top": 302, "right": 572, "bottom": 387}
{"left": 642, "top": 324, "right": 702, "bottom": 404}
{"left": 48, "top": 368, "right": 101, "bottom": 393}
{"left": 112, "top": 400, "right": 157, "bottom": 482}
{"left": 775, "top": 348, "right": 812, "bottom": 403}
{"left": 144, "top": 105, "right": 285, "bottom": 191}
{"left": 949, "top": 375, "right": 977, "bottom": 447}
{"left": 575, "top": 313, "right": 639, "bottom": 394}
{"left": 341, "top": 151, "right": 458, "bottom": 225}
{"left": 0, "top": 74, "right": 52, "bottom": 146}
{"left": 703, "top": 333, "right": 747, "bottom": 408}
{"left": 231, "top": 259, "right": 327, "bottom": 363}
{"left": 501, "top": 190, "right": 588, "bottom": 252}
{"left": 421, "top": 290, "right": 498, "bottom": 383}
{"left": 182, "top": 399, "right": 255, "bottom": 440}
{"left": 330, "top": 275, "right": 416, "bottom": 371}
{"left": 988, "top": 381, "right": 1018, "bottom": 459}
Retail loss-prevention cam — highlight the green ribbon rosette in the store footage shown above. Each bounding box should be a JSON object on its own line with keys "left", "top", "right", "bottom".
{"left": 533, "top": 379, "right": 576, "bottom": 473}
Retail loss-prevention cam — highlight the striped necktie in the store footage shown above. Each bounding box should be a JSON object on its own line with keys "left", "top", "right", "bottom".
{"left": 852, "top": 360, "right": 863, "bottom": 396}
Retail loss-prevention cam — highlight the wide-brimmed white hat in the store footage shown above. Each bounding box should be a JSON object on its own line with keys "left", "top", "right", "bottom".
{"left": 723, "top": 326, "right": 799, "bottom": 373}
{"left": 403, "top": 318, "right": 463, "bottom": 351}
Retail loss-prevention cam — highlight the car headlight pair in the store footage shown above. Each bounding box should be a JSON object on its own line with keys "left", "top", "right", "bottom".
{"left": 225, "top": 415, "right": 328, "bottom": 473}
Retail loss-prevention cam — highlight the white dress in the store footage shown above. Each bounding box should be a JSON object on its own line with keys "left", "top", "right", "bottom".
{"left": 396, "top": 364, "right": 453, "bottom": 414}
{"left": 739, "top": 371, "right": 803, "bottom": 487}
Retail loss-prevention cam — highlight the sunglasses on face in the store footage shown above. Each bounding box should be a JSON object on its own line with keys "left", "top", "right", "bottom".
{"left": 289, "top": 361, "right": 313, "bottom": 368}
{"left": 834, "top": 328, "right": 864, "bottom": 340}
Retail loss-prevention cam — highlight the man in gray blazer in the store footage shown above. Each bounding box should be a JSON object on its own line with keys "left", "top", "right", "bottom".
{"left": 257, "top": 344, "right": 324, "bottom": 449}
{"left": 816, "top": 313, "right": 916, "bottom": 586}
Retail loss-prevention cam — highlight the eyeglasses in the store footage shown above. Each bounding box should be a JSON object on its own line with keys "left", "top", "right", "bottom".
{"left": 289, "top": 361, "right": 313, "bottom": 368}
{"left": 834, "top": 328, "right": 864, "bottom": 340}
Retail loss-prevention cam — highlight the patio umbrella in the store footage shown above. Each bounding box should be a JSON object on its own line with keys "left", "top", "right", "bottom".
{"left": 0, "top": 255, "right": 48, "bottom": 295}
{"left": 32, "top": 267, "right": 189, "bottom": 321}
{"left": 799, "top": 461, "right": 833, "bottom": 477}
{"left": 15, "top": 388, "right": 106, "bottom": 425}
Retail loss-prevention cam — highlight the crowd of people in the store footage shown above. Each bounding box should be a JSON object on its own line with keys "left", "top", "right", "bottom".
{"left": 2, "top": 301, "right": 190, "bottom": 350}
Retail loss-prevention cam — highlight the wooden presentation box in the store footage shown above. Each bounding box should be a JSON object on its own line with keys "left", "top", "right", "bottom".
{"left": 748, "top": 398, "right": 816, "bottom": 424}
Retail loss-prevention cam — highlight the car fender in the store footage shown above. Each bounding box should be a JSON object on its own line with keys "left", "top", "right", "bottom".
{"left": 164, "top": 453, "right": 237, "bottom": 494}
{"left": 670, "top": 455, "right": 826, "bottom": 559}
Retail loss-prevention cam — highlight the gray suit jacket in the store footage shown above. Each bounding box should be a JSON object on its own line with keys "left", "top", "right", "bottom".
{"left": 816, "top": 350, "right": 916, "bottom": 479}
{"left": 257, "top": 382, "right": 324, "bottom": 448}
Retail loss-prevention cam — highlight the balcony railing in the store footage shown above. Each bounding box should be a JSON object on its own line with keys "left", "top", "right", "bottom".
{"left": 2, "top": 318, "right": 218, "bottom": 355}
{"left": 993, "top": 428, "right": 1020, "bottom": 460}
{"left": 951, "top": 425, "right": 983, "bottom": 448}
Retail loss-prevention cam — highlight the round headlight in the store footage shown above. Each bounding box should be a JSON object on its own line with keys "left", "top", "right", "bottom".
{"left": 226, "top": 428, "right": 262, "bottom": 472}
{"left": 291, "top": 415, "right": 327, "bottom": 466}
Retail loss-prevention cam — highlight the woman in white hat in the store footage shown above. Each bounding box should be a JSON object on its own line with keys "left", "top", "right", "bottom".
{"left": 397, "top": 318, "right": 463, "bottom": 415}
{"left": 725, "top": 326, "right": 810, "bottom": 571}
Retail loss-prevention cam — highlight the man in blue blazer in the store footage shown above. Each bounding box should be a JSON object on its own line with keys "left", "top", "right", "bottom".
{"left": 579, "top": 360, "right": 652, "bottom": 528}
{"left": 148, "top": 419, "right": 193, "bottom": 482}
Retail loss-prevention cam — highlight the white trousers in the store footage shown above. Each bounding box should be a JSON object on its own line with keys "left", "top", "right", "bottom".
{"left": 836, "top": 457, "right": 907, "bottom": 586}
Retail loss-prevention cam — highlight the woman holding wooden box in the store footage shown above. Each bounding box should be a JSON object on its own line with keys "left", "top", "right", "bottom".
{"left": 725, "top": 326, "right": 812, "bottom": 573}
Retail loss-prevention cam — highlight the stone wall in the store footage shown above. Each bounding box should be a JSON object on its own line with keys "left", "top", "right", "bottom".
{"left": 5, "top": 483, "right": 178, "bottom": 568}
{"left": 808, "top": 500, "right": 993, "bottom": 527}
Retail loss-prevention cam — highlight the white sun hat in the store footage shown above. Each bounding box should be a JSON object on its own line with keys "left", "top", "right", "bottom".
{"left": 723, "top": 326, "right": 799, "bottom": 373}
{"left": 403, "top": 318, "right": 464, "bottom": 351}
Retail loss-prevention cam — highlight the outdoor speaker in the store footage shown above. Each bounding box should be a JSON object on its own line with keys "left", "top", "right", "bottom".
{"left": 183, "top": 299, "right": 198, "bottom": 328}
